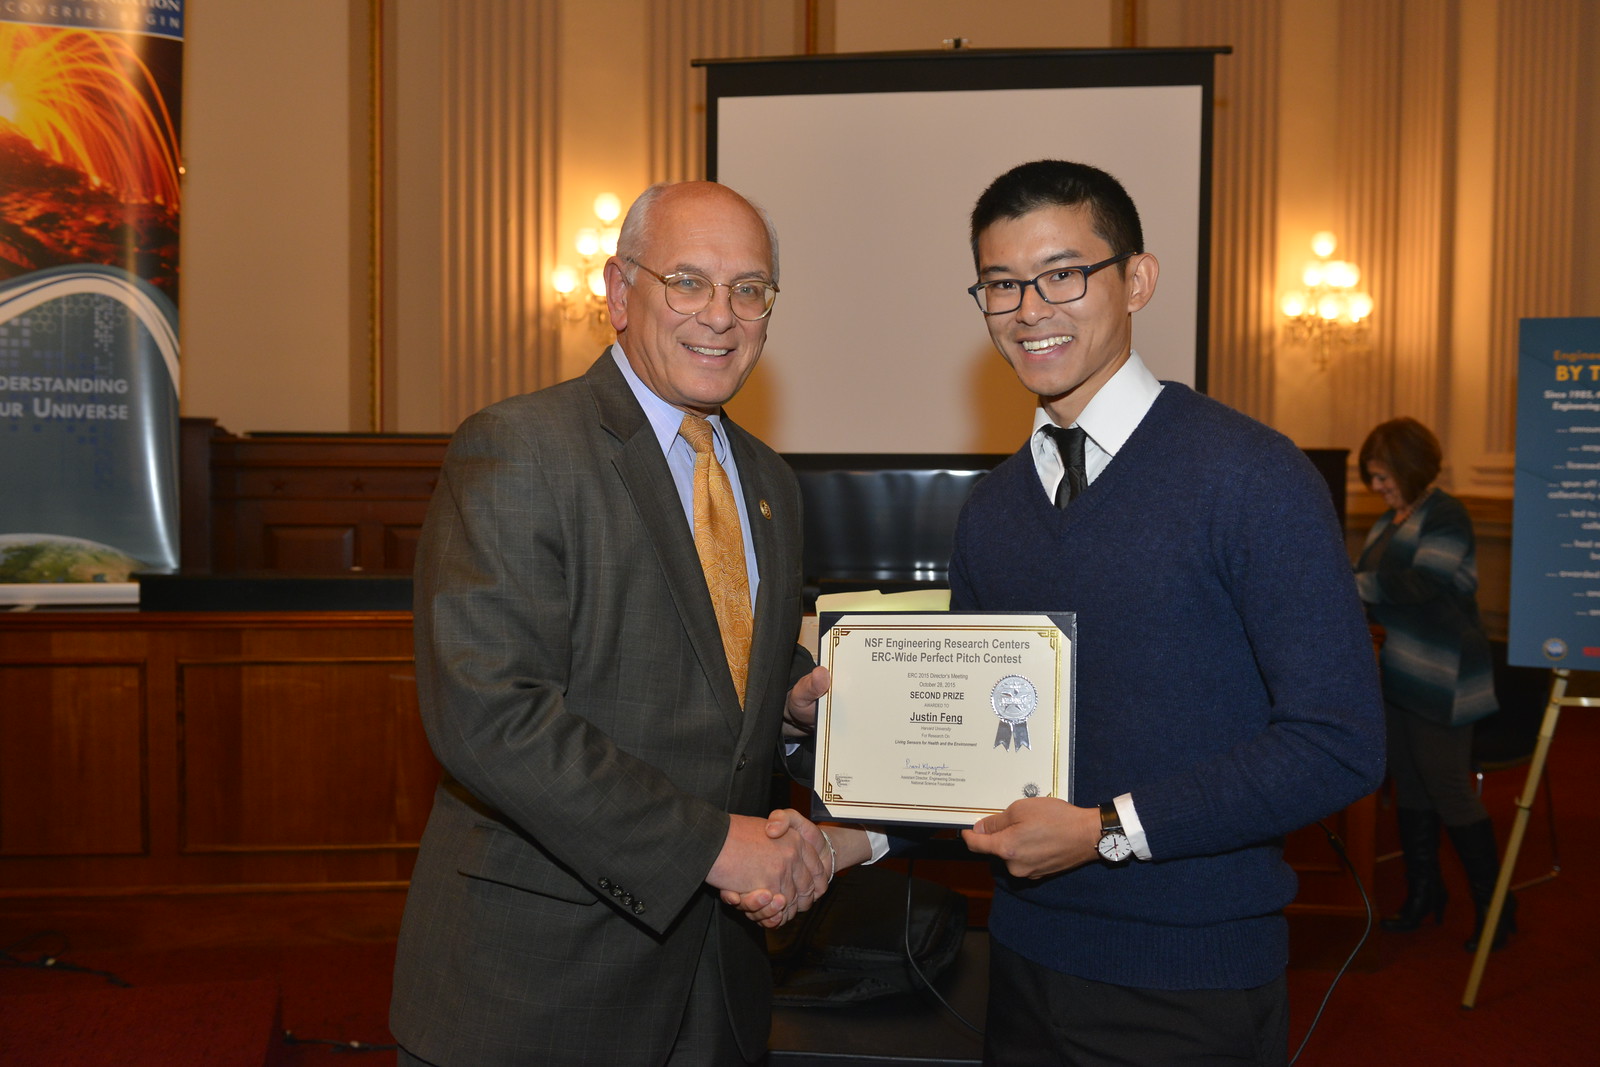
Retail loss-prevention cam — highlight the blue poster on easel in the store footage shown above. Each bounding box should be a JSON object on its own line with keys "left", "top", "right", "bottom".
{"left": 1509, "top": 317, "right": 1600, "bottom": 668}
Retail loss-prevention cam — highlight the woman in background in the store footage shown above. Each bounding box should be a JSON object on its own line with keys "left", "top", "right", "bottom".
{"left": 1356, "top": 417, "right": 1514, "bottom": 952}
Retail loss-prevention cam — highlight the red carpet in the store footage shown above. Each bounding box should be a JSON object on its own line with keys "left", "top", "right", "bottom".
{"left": 0, "top": 977, "right": 281, "bottom": 1067}
{"left": 1286, "top": 704, "right": 1600, "bottom": 1066}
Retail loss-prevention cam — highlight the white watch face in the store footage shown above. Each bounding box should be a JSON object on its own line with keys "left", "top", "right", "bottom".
{"left": 1098, "top": 831, "right": 1134, "bottom": 863}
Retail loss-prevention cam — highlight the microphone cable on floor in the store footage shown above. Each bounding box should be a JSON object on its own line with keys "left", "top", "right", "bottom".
{"left": 900, "top": 858, "right": 984, "bottom": 1037}
{"left": 1288, "top": 819, "right": 1373, "bottom": 1066}
{"left": 0, "top": 931, "right": 130, "bottom": 987}
{"left": 3, "top": 931, "right": 397, "bottom": 1054}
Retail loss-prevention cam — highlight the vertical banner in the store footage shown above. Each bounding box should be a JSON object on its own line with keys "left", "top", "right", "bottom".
{"left": 0, "top": 2, "right": 184, "bottom": 604}
{"left": 1509, "top": 317, "right": 1600, "bottom": 668}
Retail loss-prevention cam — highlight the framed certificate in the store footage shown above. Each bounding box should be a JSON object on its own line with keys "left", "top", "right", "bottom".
{"left": 814, "top": 612, "right": 1075, "bottom": 827}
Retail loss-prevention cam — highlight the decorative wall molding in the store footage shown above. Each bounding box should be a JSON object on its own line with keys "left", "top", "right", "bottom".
{"left": 1469, "top": 455, "right": 1517, "bottom": 492}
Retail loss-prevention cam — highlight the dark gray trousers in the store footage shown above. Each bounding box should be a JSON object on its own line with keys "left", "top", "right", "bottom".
{"left": 983, "top": 939, "right": 1288, "bottom": 1066}
{"left": 1385, "top": 702, "right": 1489, "bottom": 826}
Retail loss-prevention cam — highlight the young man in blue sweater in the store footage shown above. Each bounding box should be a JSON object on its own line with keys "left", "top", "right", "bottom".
{"left": 952, "top": 160, "right": 1385, "bottom": 1065}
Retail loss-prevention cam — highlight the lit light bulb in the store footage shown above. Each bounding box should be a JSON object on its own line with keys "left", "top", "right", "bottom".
{"left": 1348, "top": 292, "right": 1373, "bottom": 321}
{"left": 551, "top": 266, "right": 579, "bottom": 295}
{"left": 594, "top": 192, "right": 622, "bottom": 223}
{"left": 1281, "top": 292, "right": 1307, "bottom": 318}
{"left": 1324, "top": 260, "right": 1360, "bottom": 289}
{"left": 575, "top": 228, "right": 601, "bottom": 257}
{"left": 1302, "top": 263, "right": 1325, "bottom": 288}
{"left": 586, "top": 267, "right": 607, "bottom": 298}
{"left": 1311, "top": 231, "right": 1337, "bottom": 258}
{"left": 1318, "top": 294, "right": 1345, "bottom": 321}
{"left": 600, "top": 227, "right": 620, "bottom": 256}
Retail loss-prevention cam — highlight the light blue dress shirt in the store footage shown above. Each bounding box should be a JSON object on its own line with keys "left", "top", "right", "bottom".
{"left": 611, "top": 346, "right": 760, "bottom": 607}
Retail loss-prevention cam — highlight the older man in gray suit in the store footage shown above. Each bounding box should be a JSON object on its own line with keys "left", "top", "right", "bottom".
{"left": 391, "top": 181, "right": 848, "bottom": 1065}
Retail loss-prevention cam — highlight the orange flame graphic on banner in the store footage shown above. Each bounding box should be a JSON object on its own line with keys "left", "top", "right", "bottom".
{"left": 0, "top": 23, "right": 181, "bottom": 207}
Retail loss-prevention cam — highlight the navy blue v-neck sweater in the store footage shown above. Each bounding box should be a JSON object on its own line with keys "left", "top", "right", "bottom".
{"left": 950, "top": 383, "right": 1384, "bottom": 990}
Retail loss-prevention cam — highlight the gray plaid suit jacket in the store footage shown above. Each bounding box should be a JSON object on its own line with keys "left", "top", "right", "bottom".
{"left": 391, "top": 352, "right": 809, "bottom": 1065}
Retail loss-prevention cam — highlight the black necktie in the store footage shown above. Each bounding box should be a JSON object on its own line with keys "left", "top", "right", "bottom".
{"left": 1042, "top": 424, "right": 1088, "bottom": 509}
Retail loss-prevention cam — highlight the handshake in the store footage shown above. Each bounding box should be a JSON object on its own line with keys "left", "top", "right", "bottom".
{"left": 708, "top": 808, "right": 869, "bottom": 929}
{"left": 703, "top": 665, "right": 873, "bottom": 928}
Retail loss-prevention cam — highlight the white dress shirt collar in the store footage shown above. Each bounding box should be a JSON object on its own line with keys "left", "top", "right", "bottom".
{"left": 1030, "top": 350, "right": 1163, "bottom": 495}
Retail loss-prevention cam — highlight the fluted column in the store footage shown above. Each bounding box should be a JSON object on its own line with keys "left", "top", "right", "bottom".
{"left": 1484, "top": 1, "right": 1580, "bottom": 455}
{"left": 440, "top": 0, "right": 561, "bottom": 426}
{"left": 1177, "top": 0, "right": 1280, "bottom": 423}
{"left": 1388, "top": 1, "right": 1455, "bottom": 432}
{"left": 646, "top": 0, "right": 764, "bottom": 183}
{"left": 1324, "top": 0, "right": 1454, "bottom": 443}
{"left": 1323, "top": 1, "right": 1400, "bottom": 433}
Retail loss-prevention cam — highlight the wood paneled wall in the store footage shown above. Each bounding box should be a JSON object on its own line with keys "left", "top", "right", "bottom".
{"left": 0, "top": 612, "right": 435, "bottom": 948}
{"left": 181, "top": 418, "right": 447, "bottom": 575}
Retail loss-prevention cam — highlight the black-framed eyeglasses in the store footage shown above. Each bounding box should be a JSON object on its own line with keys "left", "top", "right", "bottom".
{"left": 966, "top": 251, "right": 1135, "bottom": 315}
{"left": 627, "top": 258, "right": 779, "bottom": 321}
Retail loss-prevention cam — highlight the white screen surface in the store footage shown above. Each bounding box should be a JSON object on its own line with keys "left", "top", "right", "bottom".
{"left": 716, "top": 84, "right": 1203, "bottom": 454}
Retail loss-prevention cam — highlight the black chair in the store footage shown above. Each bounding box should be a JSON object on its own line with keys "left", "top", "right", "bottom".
{"left": 1474, "top": 641, "right": 1559, "bottom": 889}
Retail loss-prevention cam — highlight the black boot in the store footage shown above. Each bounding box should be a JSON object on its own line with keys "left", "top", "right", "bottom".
{"left": 1382, "top": 808, "right": 1448, "bottom": 931}
{"left": 1448, "top": 818, "right": 1519, "bottom": 952}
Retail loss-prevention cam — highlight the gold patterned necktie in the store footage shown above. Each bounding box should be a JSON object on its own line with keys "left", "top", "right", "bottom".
{"left": 680, "top": 413, "right": 753, "bottom": 705}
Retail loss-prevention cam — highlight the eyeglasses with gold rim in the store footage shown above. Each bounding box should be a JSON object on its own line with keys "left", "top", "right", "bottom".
{"left": 627, "top": 258, "right": 779, "bottom": 321}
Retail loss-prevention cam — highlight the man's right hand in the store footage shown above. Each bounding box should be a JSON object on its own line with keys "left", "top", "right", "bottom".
{"left": 707, "top": 810, "right": 830, "bottom": 926}
{"left": 961, "top": 796, "right": 1100, "bottom": 878}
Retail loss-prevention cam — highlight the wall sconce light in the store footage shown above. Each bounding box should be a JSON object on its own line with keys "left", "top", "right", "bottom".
{"left": 1279, "top": 231, "right": 1373, "bottom": 370}
{"left": 552, "top": 192, "right": 623, "bottom": 331}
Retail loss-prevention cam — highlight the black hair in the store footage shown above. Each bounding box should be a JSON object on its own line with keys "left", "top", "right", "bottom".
{"left": 969, "top": 160, "right": 1144, "bottom": 267}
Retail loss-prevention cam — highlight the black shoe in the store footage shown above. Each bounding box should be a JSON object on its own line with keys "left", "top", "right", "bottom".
{"left": 1465, "top": 891, "right": 1518, "bottom": 952}
{"left": 1382, "top": 808, "right": 1448, "bottom": 931}
{"left": 1448, "top": 818, "right": 1518, "bottom": 952}
{"left": 1382, "top": 882, "right": 1447, "bottom": 931}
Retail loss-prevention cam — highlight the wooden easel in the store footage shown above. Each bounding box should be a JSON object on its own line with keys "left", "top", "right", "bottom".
{"left": 1463, "top": 668, "right": 1600, "bottom": 1007}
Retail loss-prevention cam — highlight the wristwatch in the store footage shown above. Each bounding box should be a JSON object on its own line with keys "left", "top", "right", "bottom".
{"left": 1096, "top": 801, "right": 1134, "bottom": 863}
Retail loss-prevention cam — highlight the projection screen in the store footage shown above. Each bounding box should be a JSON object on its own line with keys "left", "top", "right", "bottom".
{"left": 703, "top": 49, "right": 1222, "bottom": 454}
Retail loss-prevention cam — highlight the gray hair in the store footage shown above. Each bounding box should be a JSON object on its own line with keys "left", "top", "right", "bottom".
{"left": 616, "top": 182, "right": 780, "bottom": 283}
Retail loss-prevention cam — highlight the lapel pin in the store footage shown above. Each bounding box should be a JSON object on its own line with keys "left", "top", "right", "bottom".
{"left": 759, "top": 499, "right": 772, "bottom": 519}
